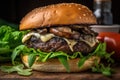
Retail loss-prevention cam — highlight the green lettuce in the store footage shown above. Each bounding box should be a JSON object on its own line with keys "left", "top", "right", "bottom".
{"left": 0, "top": 25, "right": 28, "bottom": 62}
{"left": 0, "top": 25, "right": 31, "bottom": 76}
{"left": 12, "top": 42, "right": 114, "bottom": 76}
{"left": 0, "top": 64, "right": 32, "bottom": 76}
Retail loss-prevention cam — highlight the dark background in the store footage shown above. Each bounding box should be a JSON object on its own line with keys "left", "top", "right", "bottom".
{"left": 0, "top": 0, "right": 119, "bottom": 24}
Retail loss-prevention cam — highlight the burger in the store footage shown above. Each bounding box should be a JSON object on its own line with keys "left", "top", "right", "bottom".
{"left": 19, "top": 3, "right": 100, "bottom": 72}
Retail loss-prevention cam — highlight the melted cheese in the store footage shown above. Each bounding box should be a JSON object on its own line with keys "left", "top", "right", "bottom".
{"left": 22, "top": 32, "right": 55, "bottom": 43}
{"left": 40, "top": 34, "right": 55, "bottom": 42}
{"left": 80, "top": 36, "right": 97, "bottom": 47}
{"left": 22, "top": 32, "right": 40, "bottom": 43}
{"left": 64, "top": 38, "right": 77, "bottom": 52}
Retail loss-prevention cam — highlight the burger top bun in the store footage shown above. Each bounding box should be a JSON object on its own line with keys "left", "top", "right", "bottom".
{"left": 20, "top": 3, "right": 97, "bottom": 30}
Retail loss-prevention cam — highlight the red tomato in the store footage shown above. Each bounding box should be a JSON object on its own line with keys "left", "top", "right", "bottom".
{"left": 97, "top": 32, "right": 120, "bottom": 61}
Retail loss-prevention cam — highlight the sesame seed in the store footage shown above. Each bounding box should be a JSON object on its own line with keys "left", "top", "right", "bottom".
{"left": 83, "top": 14, "right": 86, "bottom": 16}
{"left": 62, "top": 3, "right": 66, "bottom": 6}
{"left": 69, "top": 5, "right": 72, "bottom": 7}
{"left": 91, "top": 14, "right": 93, "bottom": 16}
{"left": 75, "top": 4, "right": 78, "bottom": 6}
{"left": 82, "top": 6, "right": 86, "bottom": 8}
{"left": 78, "top": 8, "right": 81, "bottom": 10}
{"left": 66, "top": 4, "right": 69, "bottom": 5}
{"left": 79, "top": 17, "right": 82, "bottom": 19}
{"left": 85, "top": 18, "right": 88, "bottom": 20}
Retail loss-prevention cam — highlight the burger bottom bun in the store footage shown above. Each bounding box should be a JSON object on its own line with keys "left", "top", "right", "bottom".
{"left": 22, "top": 55, "right": 100, "bottom": 72}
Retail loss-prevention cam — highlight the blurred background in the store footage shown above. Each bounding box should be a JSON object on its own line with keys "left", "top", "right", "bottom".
{"left": 0, "top": 0, "right": 119, "bottom": 24}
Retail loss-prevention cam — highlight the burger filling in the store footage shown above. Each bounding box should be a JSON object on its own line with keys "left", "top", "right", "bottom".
{"left": 22, "top": 25, "right": 98, "bottom": 55}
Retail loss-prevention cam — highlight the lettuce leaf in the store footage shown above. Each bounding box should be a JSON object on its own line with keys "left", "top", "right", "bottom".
{"left": 0, "top": 25, "right": 32, "bottom": 76}
{"left": 0, "top": 25, "right": 28, "bottom": 62}
{"left": 0, "top": 64, "right": 32, "bottom": 76}
{"left": 12, "top": 42, "right": 114, "bottom": 75}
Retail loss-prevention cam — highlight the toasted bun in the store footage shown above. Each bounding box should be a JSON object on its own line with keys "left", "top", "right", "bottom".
{"left": 22, "top": 55, "right": 100, "bottom": 72}
{"left": 20, "top": 3, "right": 97, "bottom": 30}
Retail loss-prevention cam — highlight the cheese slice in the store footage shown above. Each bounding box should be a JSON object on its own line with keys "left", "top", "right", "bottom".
{"left": 64, "top": 38, "right": 77, "bottom": 52}
{"left": 22, "top": 32, "right": 40, "bottom": 43}
{"left": 80, "top": 36, "right": 97, "bottom": 47}
{"left": 40, "top": 34, "right": 55, "bottom": 42}
{"left": 22, "top": 32, "right": 55, "bottom": 43}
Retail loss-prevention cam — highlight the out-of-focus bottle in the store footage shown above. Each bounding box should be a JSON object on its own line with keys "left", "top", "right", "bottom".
{"left": 93, "top": 0, "right": 113, "bottom": 25}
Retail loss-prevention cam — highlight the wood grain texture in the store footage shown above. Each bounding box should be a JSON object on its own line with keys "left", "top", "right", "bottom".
{"left": 0, "top": 66, "right": 120, "bottom": 80}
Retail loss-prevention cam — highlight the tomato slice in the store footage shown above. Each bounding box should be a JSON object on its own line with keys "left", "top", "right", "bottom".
{"left": 97, "top": 32, "right": 120, "bottom": 61}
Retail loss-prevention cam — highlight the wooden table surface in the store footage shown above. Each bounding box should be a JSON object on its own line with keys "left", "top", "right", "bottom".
{"left": 0, "top": 65, "right": 120, "bottom": 80}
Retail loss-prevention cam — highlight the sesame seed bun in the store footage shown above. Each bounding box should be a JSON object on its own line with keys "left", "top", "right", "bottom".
{"left": 20, "top": 3, "right": 97, "bottom": 30}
